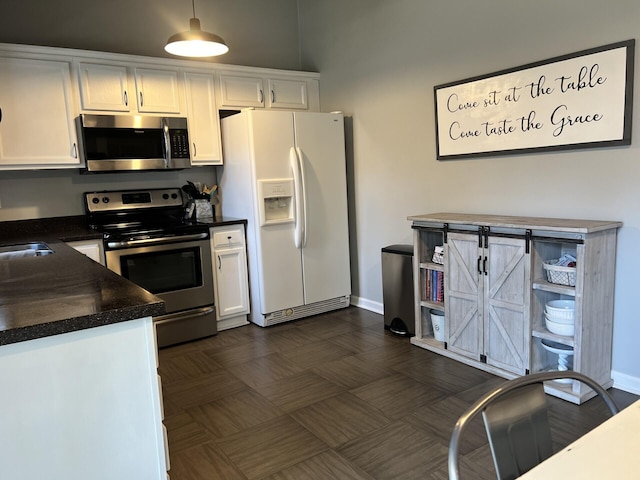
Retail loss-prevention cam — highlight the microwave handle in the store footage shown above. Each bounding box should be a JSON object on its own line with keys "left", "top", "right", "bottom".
{"left": 162, "top": 118, "right": 170, "bottom": 168}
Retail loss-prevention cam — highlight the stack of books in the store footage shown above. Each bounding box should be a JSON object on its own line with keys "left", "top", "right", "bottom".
{"left": 425, "top": 269, "right": 444, "bottom": 303}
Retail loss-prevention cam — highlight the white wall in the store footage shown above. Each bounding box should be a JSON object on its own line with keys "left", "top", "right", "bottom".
{"left": 298, "top": 0, "right": 640, "bottom": 392}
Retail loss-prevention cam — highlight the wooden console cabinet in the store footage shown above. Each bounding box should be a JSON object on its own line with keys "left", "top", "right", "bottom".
{"left": 408, "top": 213, "right": 621, "bottom": 404}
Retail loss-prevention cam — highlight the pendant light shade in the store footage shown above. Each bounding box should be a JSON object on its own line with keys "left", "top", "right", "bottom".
{"left": 165, "top": 1, "right": 229, "bottom": 57}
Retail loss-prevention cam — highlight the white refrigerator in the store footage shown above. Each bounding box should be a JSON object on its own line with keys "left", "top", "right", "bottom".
{"left": 219, "top": 109, "right": 351, "bottom": 326}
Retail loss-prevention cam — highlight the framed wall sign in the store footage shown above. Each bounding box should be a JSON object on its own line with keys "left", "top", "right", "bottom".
{"left": 434, "top": 39, "right": 635, "bottom": 160}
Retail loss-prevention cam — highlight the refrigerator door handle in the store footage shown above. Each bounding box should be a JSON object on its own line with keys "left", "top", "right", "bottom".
{"left": 290, "top": 147, "right": 305, "bottom": 248}
{"left": 295, "top": 147, "right": 308, "bottom": 247}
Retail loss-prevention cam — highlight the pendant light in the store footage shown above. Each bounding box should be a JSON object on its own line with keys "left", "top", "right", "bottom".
{"left": 165, "top": 0, "right": 229, "bottom": 57}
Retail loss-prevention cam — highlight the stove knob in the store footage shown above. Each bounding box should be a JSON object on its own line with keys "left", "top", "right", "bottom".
{"left": 162, "top": 193, "right": 169, "bottom": 200}
{"left": 171, "top": 193, "right": 178, "bottom": 199}
{"left": 102, "top": 197, "right": 110, "bottom": 204}
{"left": 91, "top": 197, "right": 100, "bottom": 204}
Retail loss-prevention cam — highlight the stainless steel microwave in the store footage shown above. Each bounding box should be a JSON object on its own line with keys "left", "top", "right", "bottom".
{"left": 78, "top": 114, "right": 191, "bottom": 173}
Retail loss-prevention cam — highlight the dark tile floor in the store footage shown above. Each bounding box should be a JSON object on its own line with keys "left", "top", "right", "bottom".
{"left": 158, "top": 306, "right": 638, "bottom": 480}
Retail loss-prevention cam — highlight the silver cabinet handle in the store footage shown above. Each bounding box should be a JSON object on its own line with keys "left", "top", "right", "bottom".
{"left": 218, "top": 255, "right": 221, "bottom": 270}
{"left": 271, "top": 90, "right": 275, "bottom": 103}
{"left": 259, "top": 89, "right": 264, "bottom": 104}
{"left": 124, "top": 90, "right": 128, "bottom": 107}
{"left": 0, "top": 106, "right": 3, "bottom": 123}
{"left": 193, "top": 142, "right": 197, "bottom": 157}
{"left": 139, "top": 91, "right": 143, "bottom": 107}
{"left": 72, "top": 142, "right": 78, "bottom": 158}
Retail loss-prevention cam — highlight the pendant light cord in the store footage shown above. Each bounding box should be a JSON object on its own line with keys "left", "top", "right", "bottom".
{"left": 192, "top": 0, "right": 196, "bottom": 18}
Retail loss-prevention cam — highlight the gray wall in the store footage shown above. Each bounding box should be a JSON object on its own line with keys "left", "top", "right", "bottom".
{"left": 297, "top": 0, "right": 640, "bottom": 391}
{"left": 0, "top": 0, "right": 301, "bottom": 70}
{"left": 0, "top": 169, "right": 217, "bottom": 219}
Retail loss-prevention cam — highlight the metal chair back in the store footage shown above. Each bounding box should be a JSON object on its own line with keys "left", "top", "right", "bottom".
{"left": 448, "top": 371, "right": 619, "bottom": 480}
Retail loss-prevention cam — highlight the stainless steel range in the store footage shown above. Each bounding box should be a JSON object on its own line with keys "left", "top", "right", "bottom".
{"left": 84, "top": 188, "right": 216, "bottom": 347}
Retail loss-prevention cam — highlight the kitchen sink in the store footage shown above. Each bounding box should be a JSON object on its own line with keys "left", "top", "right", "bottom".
{"left": 0, "top": 242, "right": 54, "bottom": 260}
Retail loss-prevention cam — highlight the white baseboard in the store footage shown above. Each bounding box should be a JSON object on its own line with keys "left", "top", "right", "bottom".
{"left": 350, "top": 295, "right": 383, "bottom": 315}
{"left": 612, "top": 370, "right": 640, "bottom": 395}
{"left": 351, "top": 296, "right": 640, "bottom": 396}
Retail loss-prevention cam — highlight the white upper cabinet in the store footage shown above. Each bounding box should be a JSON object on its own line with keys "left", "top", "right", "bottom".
{"left": 134, "top": 68, "right": 181, "bottom": 114}
{"left": 0, "top": 43, "right": 321, "bottom": 170}
{"left": 77, "top": 63, "right": 182, "bottom": 115}
{"left": 219, "top": 74, "right": 265, "bottom": 108}
{"left": 184, "top": 72, "right": 222, "bottom": 165}
{"left": 267, "top": 78, "right": 308, "bottom": 109}
{"left": 0, "top": 56, "right": 79, "bottom": 168}
{"left": 78, "top": 63, "right": 131, "bottom": 112}
{"left": 219, "top": 74, "right": 311, "bottom": 110}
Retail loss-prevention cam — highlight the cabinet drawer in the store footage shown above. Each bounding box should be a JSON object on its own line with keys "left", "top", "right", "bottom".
{"left": 213, "top": 228, "right": 244, "bottom": 247}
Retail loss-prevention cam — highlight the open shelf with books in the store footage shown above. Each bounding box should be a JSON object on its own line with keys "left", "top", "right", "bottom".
{"left": 412, "top": 226, "right": 445, "bottom": 346}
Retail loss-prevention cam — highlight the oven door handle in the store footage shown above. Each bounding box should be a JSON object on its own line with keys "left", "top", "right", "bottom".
{"left": 154, "top": 305, "right": 216, "bottom": 324}
{"left": 106, "top": 232, "right": 209, "bottom": 249}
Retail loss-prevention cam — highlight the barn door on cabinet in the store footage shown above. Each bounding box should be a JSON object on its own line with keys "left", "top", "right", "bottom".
{"left": 445, "top": 231, "right": 483, "bottom": 360}
{"left": 483, "top": 235, "right": 531, "bottom": 374}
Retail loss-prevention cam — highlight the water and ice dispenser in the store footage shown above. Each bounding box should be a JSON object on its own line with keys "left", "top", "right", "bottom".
{"left": 257, "top": 179, "right": 295, "bottom": 226}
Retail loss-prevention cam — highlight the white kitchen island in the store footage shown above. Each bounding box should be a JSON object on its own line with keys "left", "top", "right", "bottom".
{"left": 0, "top": 317, "right": 168, "bottom": 480}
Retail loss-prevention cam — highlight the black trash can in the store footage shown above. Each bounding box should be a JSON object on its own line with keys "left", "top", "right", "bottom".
{"left": 381, "top": 244, "right": 414, "bottom": 336}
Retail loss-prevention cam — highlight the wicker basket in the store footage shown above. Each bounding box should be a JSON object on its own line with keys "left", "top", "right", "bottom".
{"left": 543, "top": 260, "right": 577, "bottom": 286}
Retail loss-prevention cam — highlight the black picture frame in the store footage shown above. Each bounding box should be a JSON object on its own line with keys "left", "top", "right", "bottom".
{"left": 434, "top": 39, "right": 635, "bottom": 160}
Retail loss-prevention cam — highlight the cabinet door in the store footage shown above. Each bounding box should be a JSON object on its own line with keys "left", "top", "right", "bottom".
{"left": 484, "top": 236, "right": 530, "bottom": 374}
{"left": 77, "top": 63, "right": 131, "bottom": 112}
{"left": 445, "top": 232, "right": 483, "bottom": 359}
{"left": 134, "top": 68, "right": 181, "bottom": 114}
{"left": 66, "top": 239, "right": 105, "bottom": 266}
{"left": 218, "top": 74, "right": 265, "bottom": 108}
{"left": 213, "top": 245, "right": 250, "bottom": 319}
{"left": 0, "top": 57, "right": 79, "bottom": 168}
{"left": 184, "top": 72, "right": 222, "bottom": 165}
{"left": 267, "top": 78, "right": 308, "bottom": 110}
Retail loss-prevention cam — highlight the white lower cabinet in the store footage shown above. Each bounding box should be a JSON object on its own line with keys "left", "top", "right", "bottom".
{"left": 0, "top": 56, "right": 79, "bottom": 169}
{"left": 210, "top": 224, "right": 250, "bottom": 330}
{"left": 66, "top": 238, "right": 105, "bottom": 265}
{"left": 409, "top": 213, "right": 621, "bottom": 404}
{"left": 0, "top": 318, "right": 167, "bottom": 479}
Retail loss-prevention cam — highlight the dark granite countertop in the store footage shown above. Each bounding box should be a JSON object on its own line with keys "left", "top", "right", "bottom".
{"left": 0, "top": 215, "right": 246, "bottom": 346}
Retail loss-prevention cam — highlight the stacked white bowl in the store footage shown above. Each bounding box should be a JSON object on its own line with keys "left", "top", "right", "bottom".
{"left": 544, "top": 300, "right": 575, "bottom": 336}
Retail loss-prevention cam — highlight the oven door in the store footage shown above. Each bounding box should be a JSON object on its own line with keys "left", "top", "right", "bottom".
{"left": 104, "top": 237, "right": 214, "bottom": 314}
{"left": 105, "top": 235, "right": 216, "bottom": 347}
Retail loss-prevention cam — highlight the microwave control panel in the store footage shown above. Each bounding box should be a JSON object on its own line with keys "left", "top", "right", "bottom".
{"left": 170, "top": 129, "right": 190, "bottom": 158}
